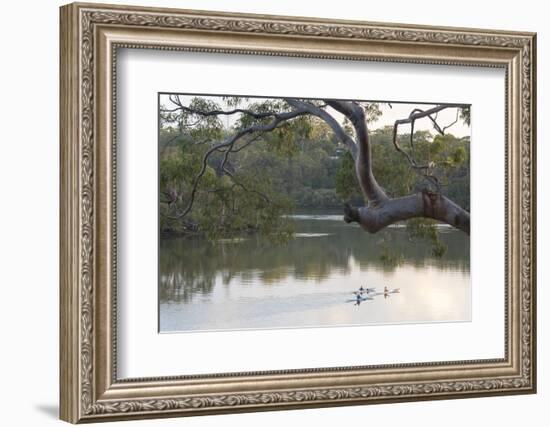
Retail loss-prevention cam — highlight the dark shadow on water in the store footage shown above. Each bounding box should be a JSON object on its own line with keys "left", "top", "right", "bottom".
{"left": 35, "top": 403, "right": 58, "bottom": 419}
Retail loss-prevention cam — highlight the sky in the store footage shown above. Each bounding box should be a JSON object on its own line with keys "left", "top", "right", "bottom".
{"left": 160, "top": 94, "right": 471, "bottom": 138}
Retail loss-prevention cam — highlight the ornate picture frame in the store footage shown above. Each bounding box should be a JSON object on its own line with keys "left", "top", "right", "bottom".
{"left": 60, "top": 2, "right": 536, "bottom": 423}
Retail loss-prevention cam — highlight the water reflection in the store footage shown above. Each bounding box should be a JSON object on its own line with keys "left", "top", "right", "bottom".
{"left": 159, "top": 214, "right": 470, "bottom": 332}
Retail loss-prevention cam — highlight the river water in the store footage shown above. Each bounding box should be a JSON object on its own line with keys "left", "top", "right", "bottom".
{"left": 159, "top": 212, "right": 470, "bottom": 333}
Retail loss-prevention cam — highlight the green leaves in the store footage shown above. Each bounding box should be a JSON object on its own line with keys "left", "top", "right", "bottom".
{"left": 459, "top": 106, "right": 471, "bottom": 126}
{"left": 363, "top": 102, "right": 383, "bottom": 124}
{"left": 185, "top": 98, "right": 224, "bottom": 142}
{"left": 370, "top": 128, "right": 470, "bottom": 197}
{"left": 450, "top": 145, "right": 466, "bottom": 166}
{"left": 158, "top": 96, "right": 470, "bottom": 255}
{"left": 233, "top": 99, "right": 288, "bottom": 129}
{"left": 159, "top": 122, "right": 296, "bottom": 241}
{"left": 406, "top": 218, "right": 447, "bottom": 258}
{"left": 335, "top": 151, "right": 362, "bottom": 202}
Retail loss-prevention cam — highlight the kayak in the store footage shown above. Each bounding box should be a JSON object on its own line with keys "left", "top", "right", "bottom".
{"left": 346, "top": 296, "right": 374, "bottom": 303}
{"left": 371, "top": 289, "right": 400, "bottom": 297}
{"left": 352, "top": 287, "right": 376, "bottom": 294}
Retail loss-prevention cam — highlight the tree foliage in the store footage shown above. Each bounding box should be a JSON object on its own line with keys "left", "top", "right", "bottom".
{"left": 159, "top": 95, "right": 470, "bottom": 254}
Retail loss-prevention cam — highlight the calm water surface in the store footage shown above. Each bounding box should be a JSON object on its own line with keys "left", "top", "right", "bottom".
{"left": 159, "top": 212, "right": 470, "bottom": 332}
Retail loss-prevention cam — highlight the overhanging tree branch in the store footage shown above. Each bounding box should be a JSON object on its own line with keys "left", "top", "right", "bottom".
{"left": 161, "top": 97, "right": 470, "bottom": 235}
{"left": 391, "top": 105, "right": 466, "bottom": 192}
{"left": 344, "top": 191, "right": 470, "bottom": 235}
{"left": 325, "top": 100, "right": 389, "bottom": 206}
{"left": 163, "top": 94, "right": 283, "bottom": 120}
{"left": 284, "top": 99, "right": 358, "bottom": 158}
{"left": 164, "top": 107, "right": 310, "bottom": 220}
{"left": 329, "top": 101, "right": 469, "bottom": 234}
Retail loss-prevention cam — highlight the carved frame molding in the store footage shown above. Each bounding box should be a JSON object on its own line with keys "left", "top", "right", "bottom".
{"left": 60, "top": 2, "right": 536, "bottom": 423}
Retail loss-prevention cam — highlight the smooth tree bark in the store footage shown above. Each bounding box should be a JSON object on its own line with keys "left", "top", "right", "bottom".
{"left": 343, "top": 191, "right": 470, "bottom": 235}
{"left": 321, "top": 99, "right": 470, "bottom": 235}
{"left": 162, "top": 96, "right": 470, "bottom": 235}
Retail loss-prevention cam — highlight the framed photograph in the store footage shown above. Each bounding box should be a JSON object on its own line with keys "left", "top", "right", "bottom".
{"left": 60, "top": 2, "right": 537, "bottom": 423}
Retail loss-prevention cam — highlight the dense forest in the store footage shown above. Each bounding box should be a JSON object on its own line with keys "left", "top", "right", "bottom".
{"left": 159, "top": 96, "right": 470, "bottom": 255}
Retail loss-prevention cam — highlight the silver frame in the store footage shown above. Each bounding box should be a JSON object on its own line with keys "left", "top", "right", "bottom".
{"left": 60, "top": 2, "right": 536, "bottom": 423}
